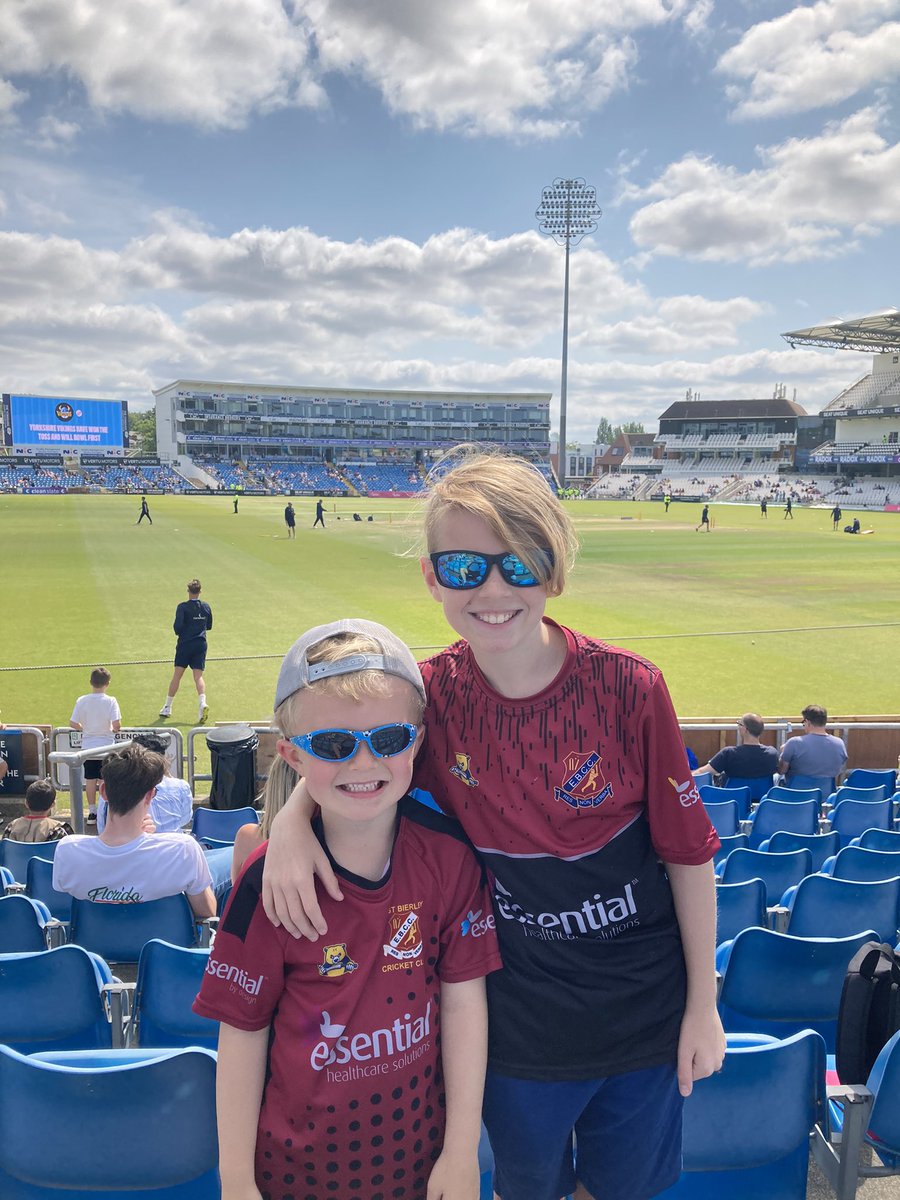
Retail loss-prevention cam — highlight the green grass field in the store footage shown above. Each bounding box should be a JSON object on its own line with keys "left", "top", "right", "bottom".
{"left": 3, "top": 492, "right": 899, "bottom": 728}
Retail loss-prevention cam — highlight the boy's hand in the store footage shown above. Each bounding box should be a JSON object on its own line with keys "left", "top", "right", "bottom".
{"left": 261, "top": 779, "right": 343, "bottom": 940}
{"left": 676, "top": 1002, "right": 726, "bottom": 1097}
{"left": 426, "top": 1149, "right": 480, "bottom": 1200}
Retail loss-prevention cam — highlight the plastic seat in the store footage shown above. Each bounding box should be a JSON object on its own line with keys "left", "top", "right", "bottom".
{"left": 0, "top": 894, "right": 53, "bottom": 953}
{"left": 26, "top": 854, "right": 72, "bottom": 921}
{"left": 786, "top": 773, "right": 837, "bottom": 797}
{"left": 782, "top": 875, "right": 900, "bottom": 942}
{"left": 0, "top": 837, "right": 59, "bottom": 884}
{"left": 716, "top": 879, "right": 767, "bottom": 945}
{"left": 657, "top": 1030, "right": 826, "bottom": 1199}
{"left": 721, "top": 775, "right": 771, "bottom": 805}
{"left": 699, "top": 784, "right": 751, "bottom": 820}
{"left": 0, "top": 865, "right": 13, "bottom": 891}
{"left": 0, "top": 1044, "right": 219, "bottom": 1197}
{"left": 759, "top": 831, "right": 841, "bottom": 873}
{"left": 844, "top": 767, "right": 896, "bottom": 796}
{"left": 828, "top": 798, "right": 893, "bottom": 848}
{"left": 0, "top": 946, "right": 115, "bottom": 1051}
{"left": 69, "top": 895, "right": 198, "bottom": 964}
{"left": 715, "top": 927, "right": 877, "bottom": 1052}
{"left": 763, "top": 785, "right": 822, "bottom": 804}
{"left": 853, "top": 828, "right": 900, "bottom": 852}
{"left": 191, "top": 805, "right": 259, "bottom": 846}
{"left": 713, "top": 834, "right": 749, "bottom": 872}
{"left": 827, "top": 784, "right": 888, "bottom": 807}
{"left": 820, "top": 846, "right": 900, "bottom": 883}
{"left": 746, "top": 799, "right": 818, "bottom": 851}
{"left": 701, "top": 799, "right": 739, "bottom": 838}
{"left": 720, "top": 848, "right": 813, "bottom": 906}
{"left": 132, "top": 939, "right": 219, "bottom": 1048}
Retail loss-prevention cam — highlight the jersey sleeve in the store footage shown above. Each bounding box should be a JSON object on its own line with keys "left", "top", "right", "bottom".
{"left": 205, "top": 604, "right": 213, "bottom": 631}
{"left": 70, "top": 697, "right": 83, "bottom": 725}
{"left": 192, "top": 859, "right": 287, "bottom": 1031}
{"left": 640, "top": 672, "right": 720, "bottom": 866}
{"left": 435, "top": 845, "right": 502, "bottom": 985}
{"left": 708, "top": 746, "right": 730, "bottom": 773}
{"left": 110, "top": 698, "right": 122, "bottom": 722}
{"left": 173, "top": 604, "right": 184, "bottom": 636}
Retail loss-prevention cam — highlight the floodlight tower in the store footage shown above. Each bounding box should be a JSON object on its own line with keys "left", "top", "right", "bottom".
{"left": 536, "top": 177, "right": 601, "bottom": 489}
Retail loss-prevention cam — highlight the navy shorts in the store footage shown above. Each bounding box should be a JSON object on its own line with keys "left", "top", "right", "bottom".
{"left": 484, "top": 1063, "right": 682, "bottom": 1200}
{"left": 174, "top": 642, "right": 207, "bottom": 670}
{"left": 83, "top": 758, "right": 103, "bottom": 781}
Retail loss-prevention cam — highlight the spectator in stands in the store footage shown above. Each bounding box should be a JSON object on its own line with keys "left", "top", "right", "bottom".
{"left": 53, "top": 743, "right": 215, "bottom": 916}
{"left": 70, "top": 667, "right": 121, "bottom": 824}
{"left": 96, "top": 733, "right": 193, "bottom": 833}
{"left": 778, "top": 705, "right": 847, "bottom": 791}
{"left": 136, "top": 495, "right": 152, "bottom": 525}
{"left": 696, "top": 503, "right": 711, "bottom": 532}
{"left": 693, "top": 714, "right": 778, "bottom": 786}
{"left": 312, "top": 497, "right": 326, "bottom": 528}
{"left": 159, "top": 579, "right": 212, "bottom": 724}
{"left": 832, "top": 504, "right": 842, "bottom": 531}
{"left": 283, "top": 501, "right": 296, "bottom": 538}
{"left": 3, "top": 778, "right": 74, "bottom": 842}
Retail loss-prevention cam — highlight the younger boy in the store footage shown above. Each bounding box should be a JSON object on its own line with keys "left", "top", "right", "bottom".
{"left": 194, "top": 619, "right": 501, "bottom": 1200}
{"left": 3, "top": 778, "right": 74, "bottom": 842}
{"left": 69, "top": 667, "right": 121, "bottom": 823}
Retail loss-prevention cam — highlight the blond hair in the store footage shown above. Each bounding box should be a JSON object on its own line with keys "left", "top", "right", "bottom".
{"left": 422, "top": 448, "right": 578, "bottom": 597}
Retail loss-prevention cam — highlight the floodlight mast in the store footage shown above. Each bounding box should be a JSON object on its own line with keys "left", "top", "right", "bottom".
{"left": 536, "top": 178, "right": 601, "bottom": 490}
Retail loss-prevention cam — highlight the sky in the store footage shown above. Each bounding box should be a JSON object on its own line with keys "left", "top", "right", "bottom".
{"left": 1, "top": 0, "right": 899, "bottom": 442}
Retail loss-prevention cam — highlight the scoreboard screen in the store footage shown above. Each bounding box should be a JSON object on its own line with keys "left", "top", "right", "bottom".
{"left": 3, "top": 394, "right": 127, "bottom": 448}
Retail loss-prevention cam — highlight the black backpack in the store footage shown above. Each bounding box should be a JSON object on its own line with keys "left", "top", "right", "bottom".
{"left": 836, "top": 941, "right": 900, "bottom": 1084}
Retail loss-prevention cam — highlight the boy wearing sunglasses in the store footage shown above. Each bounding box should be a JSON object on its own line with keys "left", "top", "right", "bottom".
{"left": 263, "top": 452, "right": 724, "bottom": 1200}
{"left": 195, "top": 618, "right": 501, "bottom": 1200}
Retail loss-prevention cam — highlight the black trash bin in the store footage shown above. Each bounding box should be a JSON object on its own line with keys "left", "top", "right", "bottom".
{"left": 205, "top": 724, "right": 259, "bottom": 810}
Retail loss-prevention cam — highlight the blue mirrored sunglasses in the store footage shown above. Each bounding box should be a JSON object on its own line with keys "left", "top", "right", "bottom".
{"left": 429, "top": 549, "right": 552, "bottom": 590}
{"left": 289, "top": 723, "right": 419, "bottom": 762}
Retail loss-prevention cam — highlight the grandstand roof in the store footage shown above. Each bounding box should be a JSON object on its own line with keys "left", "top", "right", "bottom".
{"left": 658, "top": 397, "right": 806, "bottom": 421}
{"left": 781, "top": 310, "right": 900, "bottom": 352}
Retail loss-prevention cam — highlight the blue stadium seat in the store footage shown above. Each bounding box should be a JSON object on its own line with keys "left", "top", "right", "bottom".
{"left": 191, "top": 804, "right": 259, "bottom": 846}
{"left": 852, "top": 828, "right": 900, "bottom": 852}
{"left": 763, "top": 785, "right": 822, "bottom": 804}
{"left": 782, "top": 875, "right": 900, "bottom": 942}
{"left": 746, "top": 799, "right": 819, "bottom": 850}
{"left": 826, "top": 784, "right": 888, "bottom": 806}
{"left": 715, "top": 927, "right": 876, "bottom": 1052}
{"left": 702, "top": 800, "right": 739, "bottom": 838}
{"left": 713, "top": 834, "right": 749, "bottom": 872}
{"left": 720, "top": 775, "right": 771, "bottom": 806}
{"left": 69, "top": 895, "right": 200, "bottom": 964}
{"left": 0, "top": 894, "right": 53, "bottom": 953}
{"left": 783, "top": 773, "right": 836, "bottom": 798}
{"left": 0, "top": 837, "right": 59, "bottom": 884}
{"left": 720, "top": 848, "right": 813, "bottom": 906}
{"left": 132, "top": 939, "right": 218, "bottom": 1049}
{"left": 828, "top": 798, "right": 894, "bottom": 847}
{"left": 819, "top": 846, "right": 900, "bottom": 883}
{"left": 844, "top": 767, "right": 896, "bottom": 797}
{"left": 716, "top": 879, "right": 767, "bottom": 945}
{"left": 0, "top": 946, "right": 115, "bottom": 1051}
{"left": 26, "top": 854, "right": 71, "bottom": 921}
{"left": 0, "top": 1045, "right": 219, "bottom": 1197}
{"left": 0, "top": 865, "right": 14, "bottom": 891}
{"left": 657, "top": 1030, "right": 825, "bottom": 1199}
{"left": 699, "top": 784, "right": 751, "bottom": 820}
{"left": 758, "top": 831, "right": 841, "bottom": 873}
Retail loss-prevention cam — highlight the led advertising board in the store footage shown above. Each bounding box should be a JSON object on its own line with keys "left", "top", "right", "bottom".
{"left": 2, "top": 394, "right": 127, "bottom": 448}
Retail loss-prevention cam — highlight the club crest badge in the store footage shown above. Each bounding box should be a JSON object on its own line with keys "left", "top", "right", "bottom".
{"left": 449, "top": 752, "right": 479, "bottom": 787}
{"left": 554, "top": 751, "right": 613, "bottom": 810}
{"left": 383, "top": 911, "right": 424, "bottom": 961}
{"left": 318, "top": 943, "right": 358, "bottom": 978}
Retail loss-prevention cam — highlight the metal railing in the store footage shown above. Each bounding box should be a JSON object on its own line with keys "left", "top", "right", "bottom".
{"left": 50, "top": 727, "right": 185, "bottom": 791}
{"left": 48, "top": 740, "right": 135, "bottom": 834}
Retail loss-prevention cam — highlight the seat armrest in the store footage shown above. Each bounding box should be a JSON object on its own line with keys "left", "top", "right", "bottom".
{"left": 101, "top": 981, "right": 136, "bottom": 1048}
{"left": 198, "top": 915, "right": 219, "bottom": 948}
{"left": 44, "top": 917, "right": 68, "bottom": 948}
{"left": 770, "top": 905, "right": 790, "bottom": 933}
{"left": 5, "top": 881, "right": 27, "bottom": 895}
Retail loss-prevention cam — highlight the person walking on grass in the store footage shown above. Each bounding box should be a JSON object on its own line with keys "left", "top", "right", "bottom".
{"left": 696, "top": 503, "right": 710, "bottom": 532}
{"left": 136, "top": 495, "right": 152, "bottom": 525}
{"left": 159, "top": 579, "right": 213, "bottom": 724}
{"left": 284, "top": 502, "right": 296, "bottom": 538}
{"left": 784, "top": 496, "right": 793, "bottom": 519}
{"left": 312, "top": 497, "right": 326, "bottom": 528}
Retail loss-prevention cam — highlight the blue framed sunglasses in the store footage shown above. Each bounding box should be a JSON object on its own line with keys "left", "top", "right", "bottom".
{"left": 429, "top": 549, "right": 553, "bottom": 590}
{"left": 289, "top": 723, "right": 419, "bottom": 762}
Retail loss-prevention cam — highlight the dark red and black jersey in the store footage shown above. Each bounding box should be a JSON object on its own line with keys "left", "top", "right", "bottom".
{"left": 415, "top": 622, "right": 719, "bottom": 1081}
{"left": 194, "top": 796, "right": 500, "bottom": 1200}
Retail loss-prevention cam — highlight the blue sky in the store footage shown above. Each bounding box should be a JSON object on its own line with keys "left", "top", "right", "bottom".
{"left": 1, "top": 0, "right": 899, "bottom": 440}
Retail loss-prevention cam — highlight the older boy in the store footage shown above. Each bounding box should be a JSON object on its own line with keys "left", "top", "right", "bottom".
{"left": 160, "top": 579, "right": 213, "bottom": 723}
{"left": 69, "top": 667, "right": 121, "bottom": 824}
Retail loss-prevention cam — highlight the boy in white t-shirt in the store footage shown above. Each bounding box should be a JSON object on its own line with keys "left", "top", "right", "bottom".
{"left": 69, "top": 667, "right": 122, "bottom": 823}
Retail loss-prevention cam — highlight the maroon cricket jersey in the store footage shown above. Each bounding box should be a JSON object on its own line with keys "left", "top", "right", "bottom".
{"left": 415, "top": 621, "right": 720, "bottom": 1081}
{"left": 194, "top": 797, "right": 501, "bottom": 1200}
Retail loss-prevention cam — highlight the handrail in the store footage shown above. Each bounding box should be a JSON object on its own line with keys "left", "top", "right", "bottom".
{"left": 48, "top": 740, "right": 135, "bottom": 834}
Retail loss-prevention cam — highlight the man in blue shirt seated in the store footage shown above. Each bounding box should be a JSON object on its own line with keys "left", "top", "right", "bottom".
{"left": 778, "top": 704, "right": 847, "bottom": 793}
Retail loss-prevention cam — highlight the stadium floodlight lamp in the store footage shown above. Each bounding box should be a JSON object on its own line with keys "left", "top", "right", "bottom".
{"left": 536, "top": 178, "right": 602, "bottom": 489}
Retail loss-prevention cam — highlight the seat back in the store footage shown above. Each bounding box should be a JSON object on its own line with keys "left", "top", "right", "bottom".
{"left": 713, "top": 835, "right": 749, "bottom": 872}
{"left": 715, "top": 879, "right": 767, "bottom": 945}
{"left": 721, "top": 848, "right": 813, "bottom": 906}
{"left": 0, "top": 894, "right": 50, "bottom": 953}
{"left": 0, "top": 838, "right": 59, "bottom": 884}
{"left": 830, "top": 785, "right": 888, "bottom": 806}
{"left": 70, "top": 895, "right": 197, "bottom": 963}
{"left": 701, "top": 800, "right": 739, "bottom": 838}
{"left": 700, "top": 784, "right": 751, "bottom": 819}
{"left": 748, "top": 799, "right": 818, "bottom": 850}
{"left": 0, "top": 1045, "right": 219, "bottom": 1194}
{"left": 787, "top": 773, "right": 836, "bottom": 797}
{"left": 660, "top": 1030, "right": 825, "bottom": 1200}
{"left": 26, "top": 855, "right": 71, "bottom": 921}
{"left": 764, "top": 785, "right": 822, "bottom": 804}
{"left": 717, "top": 927, "right": 877, "bottom": 1052}
{"left": 723, "top": 776, "right": 772, "bottom": 805}
{"left": 0, "top": 946, "right": 112, "bottom": 1052}
{"left": 826, "top": 846, "right": 900, "bottom": 884}
{"left": 857, "top": 828, "right": 900, "bottom": 852}
{"left": 191, "top": 805, "right": 259, "bottom": 845}
{"left": 134, "top": 939, "right": 219, "bottom": 1048}
{"left": 829, "top": 799, "right": 893, "bottom": 847}
{"left": 867, "top": 1030, "right": 900, "bottom": 1167}
{"left": 846, "top": 768, "right": 897, "bottom": 797}
{"left": 765, "top": 831, "right": 841, "bottom": 873}
{"left": 785, "top": 874, "right": 900, "bottom": 942}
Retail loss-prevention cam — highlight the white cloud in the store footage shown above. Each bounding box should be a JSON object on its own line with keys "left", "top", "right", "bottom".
{"left": 718, "top": 0, "right": 900, "bottom": 119}
{"left": 31, "top": 113, "right": 81, "bottom": 149}
{"left": 0, "top": 76, "right": 26, "bottom": 122}
{"left": 628, "top": 107, "right": 900, "bottom": 265}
